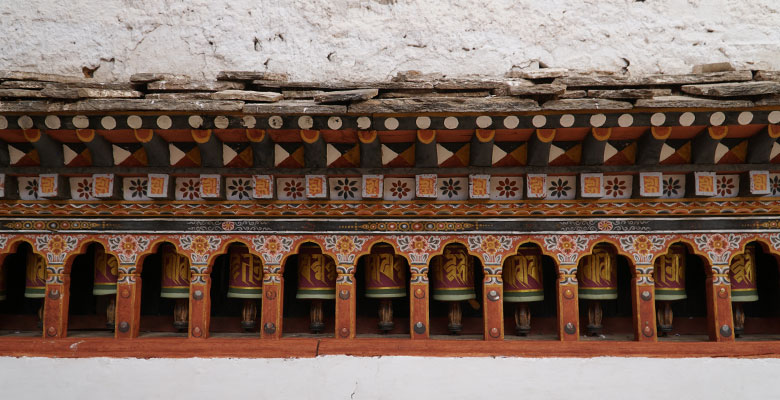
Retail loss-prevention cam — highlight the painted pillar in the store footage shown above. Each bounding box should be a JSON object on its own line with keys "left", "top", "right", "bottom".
{"left": 43, "top": 267, "right": 68, "bottom": 339}
{"left": 409, "top": 263, "right": 430, "bottom": 339}
{"left": 557, "top": 265, "right": 579, "bottom": 341}
{"left": 188, "top": 265, "right": 211, "bottom": 339}
{"left": 114, "top": 264, "right": 142, "bottom": 339}
{"left": 482, "top": 265, "right": 503, "bottom": 341}
{"left": 632, "top": 265, "right": 657, "bottom": 341}
{"left": 335, "top": 263, "right": 356, "bottom": 339}
{"left": 707, "top": 263, "right": 735, "bottom": 342}
{"left": 261, "top": 265, "right": 283, "bottom": 339}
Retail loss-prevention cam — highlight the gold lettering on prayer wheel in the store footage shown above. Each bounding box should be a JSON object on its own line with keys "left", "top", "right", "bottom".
{"left": 160, "top": 244, "right": 191, "bottom": 299}
{"left": 93, "top": 246, "right": 119, "bottom": 296}
{"left": 730, "top": 244, "right": 759, "bottom": 303}
{"left": 577, "top": 245, "right": 618, "bottom": 300}
{"left": 654, "top": 244, "right": 687, "bottom": 301}
{"left": 296, "top": 246, "right": 336, "bottom": 300}
{"left": 503, "top": 248, "right": 544, "bottom": 303}
{"left": 365, "top": 250, "right": 407, "bottom": 299}
{"left": 431, "top": 244, "right": 476, "bottom": 302}
{"left": 226, "top": 246, "right": 263, "bottom": 299}
{"left": 24, "top": 249, "right": 47, "bottom": 299}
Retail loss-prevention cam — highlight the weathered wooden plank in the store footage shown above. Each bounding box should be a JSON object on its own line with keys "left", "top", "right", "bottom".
{"left": 0, "top": 71, "right": 85, "bottom": 83}
{"left": 377, "top": 90, "right": 490, "bottom": 99}
{"left": 145, "top": 92, "right": 215, "bottom": 100}
{"left": 635, "top": 96, "right": 754, "bottom": 108}
{"left": 0, "top": 89, "right": 46, "bottom": 98}
{"left": 681, "top": 81, "right": 780, "bottom": 97}
{"left": 216, "top": 71, "right": 288, "bottom": 81}
{"left": 41, "top": 86, "right": 143, "bottom": 99}
{"left": 313, "top": 89, "right": 378, "bottom": 104}
{"left": 56, "top": 99, "right": 245, "bottom": 112}
{"left": 147, "top": 80, "right": 245, "bottom": 92}
{"left": 0, "top": 101, "right": 64, "bottom": 112}
{"left": 433, "top": 79, "right": 507, "bottom": 90}
{"left": 754, "top": 71, "right": 780, "bottom": 82}
{"left": 243, "top": 101, "right": 346, "bottom": 115}
{"left": 507, "top": 82, "right": 566, "bottom": 96}
{"left": 129, "top": 73, "right": 190, "bottom": 83}
{"left": 542, "top": 98, "right": 632, "bottom": 111}
{"left": 281, "top": 90, "right": 325, "bottom": 99}
{"left": 556, "top": 70, "right": 753, "bottom": 87}
{"left": 756, "top": 96, "right": 780, "bottom": 106}
{"left": 211, "top": 90, "right": 282, "bottom": 102}
{"left": 560, "top": 90, "right": 587, "bottom": 99}
{"left": 0, "top": 81, "right": 47, "bottom": 89}
{"left": 251, "top": 80, "right": 434, "bottom": 90}
{"left": 348, "top": 97, "right": 540, "bottom": 114}
{"left": 506, "top": 68, "right": 568, "bottom": 79}
{"left": 587, "top": 88, "right": 671, "bottom": 99}
{"left": 691, "top": 62, "right": 734, "bottom": 74}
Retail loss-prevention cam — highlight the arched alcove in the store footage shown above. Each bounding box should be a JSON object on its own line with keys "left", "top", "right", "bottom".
{"left": 282, "top": 242, "right": 336, "bottom": 337}
{"left": 354, "top": 242, "right": 411, "bottom": 337}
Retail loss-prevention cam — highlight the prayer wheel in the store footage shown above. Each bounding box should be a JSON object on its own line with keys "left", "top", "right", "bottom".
{"left": 296, "top": 244, "right": 336, "bottom": 333}
{"left": 730, "top": 244, "right": 759, "bottom": 337}
{"left": 23, "top": 248, "right": 47, "bottom": 326}
{"left": 226, "top": 245, "right": 263, "bottom": 331}
{"left": 364, "top": 244, "right": 407, "bottom": 333}
{"left": 577, "top": 244, "right": 617, "bottom": 336}
{"left": 653, "top": 244, "right": 687, "bottom": 335}
{"left": 0, "top": 263, "right": 5, "bottom": 302}
{"left": 431, "top": 244, "right": 476, "bottom": 334}
{"left": 503, "top": 248, "right": 544, "bottom": 336}
{"left": 160, "top": 243, "right": 191, "bottom": 330}
{"left": 93, "top": 247, "right": 119, "bottom": 328}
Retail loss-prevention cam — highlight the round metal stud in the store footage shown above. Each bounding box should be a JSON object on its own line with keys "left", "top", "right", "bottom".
{"left": 564, "top": 322, "right": 576, "bottom": 335}
{"left": 487, "top": 290, "right": 500, "bottom": 302}
{"left": 48, "top": 289, "right": 60, "bottom": 300}
{"left": 563, "top": 289, "right": 574, "bottom": 299}
{"left": 489, "top": 327, "right": 500, "bottom": 338}
{"left": 643, "top": 324, "right": 654, "bottom": 338}
{"left": 118, "top": 321, "right": 130, "bottom": 333}
{"left": 640, "top": 290, "right": 652, "bottom": 301}
{"left": 264, "top": 322, "right": 276, "bottom": 334}
{"left": 339, "top": 327, "right": 350, "bottom": 338}
{"left": 718, "top": 287, "right": 728, "bottom": 299}
{"left": 720, "top": 324, "right": 732, "bottom": 337}
{"left": 192, "top": 326, "right": 202, "bottom": 338}
{"left": 265, "top": 289, "right": 277, "bottom": 300}
{"left": 414, "top": 288, "right": 425, "bottom": 299}
{"left": 193, "top": 290, "right": 204, "bottom": 300}
{"left": 413, "top": 322, "right": 426, "bottom": 334}
{"left": 120, "top": 289, "right": 131, "bottom": 299}
{"left": 339, "top": 290, "right": 350, "bottom": 300}
{"left": 46, "top": 327, "right": 57, "bottom": 337}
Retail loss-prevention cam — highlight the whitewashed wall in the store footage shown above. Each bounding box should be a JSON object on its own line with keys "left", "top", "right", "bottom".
{"left": 2, "top": 355, "right": 778, "bottom": 399}
{"left": 1, "top": 0, "right": 778, "bottom": 81}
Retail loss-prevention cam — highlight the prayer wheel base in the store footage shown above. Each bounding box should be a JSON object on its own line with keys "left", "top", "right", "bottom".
{"left": 586, "top": 301, "right": 604, "bottom": 336}
{"left": 105, "top": 296, "right": 116, "bottom": 330}
{"left": 657, "top": 301, "right": 674, "bottom": 336}
{"left": 514, "top": 303, "right": 531, "bottom": 336}
{"left": 734, "top": 303, "right": 745, "bottom": 338}
{"left": 309, "top": 300, "right": 325, "bottom": 334}
{"left": 173, "top": 298, "right": 189, "bottom": 332}
{"left": 378, "top": 299, "right": 394, "bottom": 333}
{"left": 241, "top": 300, "right": 258, "bottom": 332}
{"left": 447, "top": 302, "right": 463, "bottom": 335}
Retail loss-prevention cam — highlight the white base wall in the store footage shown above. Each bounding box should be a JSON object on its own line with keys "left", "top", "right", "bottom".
{"left": 1, "top": 1, "right": 779, "bottom": 81}
{"left": 2, "top": 355, "right": 778, "bottom": 399}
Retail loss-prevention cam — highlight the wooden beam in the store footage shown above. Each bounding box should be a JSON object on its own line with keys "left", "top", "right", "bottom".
{"left": 301, "top": 130, "right": 326, "bottom": 168}
{"left": 527, "top": 129, "right": 555, "bottom": 166}
{"left": 76, "top": 130, "right": 113, "bottom": 167}
{"left": 358, "top": 130, "right": 381, "bottom": 168}
{"left": 247, "top": 130, "right": 274, "bottom": 168}
{"left": 637, "top": 127, "right": 670, "bottom": 166}
{"left": 692, "top": 126, "right": 727, "bottom": 164}
{"left": 25, "top": 130, "right": 63, "bottom": 167}
{"left": 0, "top": 140, "right": 9, "bottom": 166}
{"left": 415, "top": 130, "right": 437, "bottom": 168}
{"left": 747, "top": 125, "right": 780, "bottom": 164}
{"left": 469, "top": 129, "right": 494, "bottom": 167}
{"left": 135, "top": 130, "right": 169, "bottom": 167}
{"left": 581, "top": 128, "right": 611, "bottom": 166}
{"left": 192, "top": 130, "right": 222, "bottom": 168}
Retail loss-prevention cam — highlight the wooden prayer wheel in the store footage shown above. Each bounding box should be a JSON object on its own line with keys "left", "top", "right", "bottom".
{"left": 296, "top": 244, "right": 336, "bottom": 334}
{"left": 730, "top": 244, "right": 759, "bottom": 337}
{"left": 364, "top": 244, "right": 407, "bottom": 333}
{"left": 653, "top": 244, "right": 687, "bottom": 336}
{"left": 93, "top": 247, "right": 118, "bottom": 328}
{"left": 431, "top": 244, "right": 476, "bottom": 335}
{"left": 503, "top": 248, "right": 544, "bottom": 336}
{"left": 23, "top": 248, "right": 47, "bottom": 327}
{"left": 226, "top": 245, "right": 263, "bottom": 331}
{"left": 160, "top": 243, "right": 191, "bottom": 331}
{"left": 577, "top": 244, "right": 617, "bottom": 336}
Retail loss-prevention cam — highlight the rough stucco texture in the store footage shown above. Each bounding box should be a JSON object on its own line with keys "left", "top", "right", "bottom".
{"left": 0, "top": 0, "right": 778, "bottom": 81}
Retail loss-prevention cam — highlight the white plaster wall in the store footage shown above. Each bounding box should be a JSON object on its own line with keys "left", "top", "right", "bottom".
{"left": 2, "top": 356, "right": 778, "bottom": 399}
{"left": 0, "top": 1, "right": 778, "bottom": 81}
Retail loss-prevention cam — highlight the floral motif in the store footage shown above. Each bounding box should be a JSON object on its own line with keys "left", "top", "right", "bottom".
{"left": 252, "top": 235, "right": 295, "bottom": 266}
{"left": 221, "top": 221, "right": 235, "bottom": 230}
{"left": 389, "top": 181, "right": 410, "bottom": 199}
{"left": 467, "top": 235, "right": 512, "bottom": 265}
{"left": 439, "top": 178, "right": 461, "bottom": 198}
{"left": 604, "top": 178, "right": 625, "bottom": 198}
{"left": 716, "top": 176, "right": 735, "bottom": 197}
{"left": 227, "top": 178, "right": 253, "bottom": 200}
{"left": 663, "top": 178, "right": 681, "bottom": 197}
{"left": 544, "top": 235, "right": 588, "bottom": 265}
{"left": 333, "top": 178, "right": 358, "bottom": 200}
{"left": 322, "top": 235, "right": 368, "bottom": 264}
{"left": 107, "top": 235, "right": 152, "bottom": 264}
{"left": 693, "top": 233, "right": 741, "bottom": 264}
{"left": 75, "top": 178, "right": 92, "bottom": 200}
{"left": 179, "top": 179, "right": 201, "bottom": 200}
{"left": 496, "top": 179, "right": 519, "bottom": 199}
{"left": 179, "top": 235, "right": 221, "bottom": 264}
{"left": 396, "top": 235, "right": 441, "bottom": 265}
{"left": 771, "top": 176, "right": 780, "bottom": 196}
{"left": 25, "top": 178, "right": 39, "bottom": 199}
{"left": 35, "top": 234, "right": 80, "bottom": 264}
{"left": 129, "top": 179, "right": 147, "bottom": 199}
{"left": 597, "top": 221, "right": 614, "bottom": 231}
{"left": 618, "top": 235, "right": 665, "bottom": 265}
{"left": 283, "top": 180, "right": 304, "bottom": 199}
{"left": 548, "top": 178, "right": 571, "bottom": 199}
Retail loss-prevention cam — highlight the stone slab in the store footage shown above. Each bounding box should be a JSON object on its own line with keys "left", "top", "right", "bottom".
{"left": 129, "top": 73, "right": 190, "bottom": 83}
{"left": 692, "top": 62, "right": 734, "bottom": 74}
{"left": 211, "top": 90, "right": 283, "bottom": 102}
{"left": 347, "top": 97, "right": 539, "bottom": 113}
{"left": 243, "top": 100, "right": 347, "bottom": 114}
{"left": 541, "top": 98, "right": 632, "bottom": 110}
{"left": 755, "top": 71, "right": 780, "bottom": 82}
{"left": 634, "top": 96, "right": 754, "bottom": 108}
{"left": 681, "top": 81, "right": 780, "bottom": 97}
{"left": 507, "top": 82, "right": 566, "bottom": 96}
{"left": 216, "top": 71, "right": 288, "bottom": 81}
{"left": 313, "top": 89, "right": 378, "bottom": 103}
{"left": 587, "top": 88, "right": 672, "bottom": 99}
{"left": 506, "top": 68, "right": 568, "bottom": 79}
{"left": 147, "top": 81, "right": 245, "bottom": 91}
{"left": 0, "top": 89, "right": 46, "bottom": 98}
{"left": 556, "top": 70, "right": 753, "bottom": 87}
{"left": 145, "top": 92, "right": 216, "bottom": 100}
